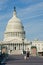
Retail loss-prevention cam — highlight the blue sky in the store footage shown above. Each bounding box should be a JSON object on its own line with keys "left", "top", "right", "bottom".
{"left": 0, "top": 0, "right": 43, "bottom": 41}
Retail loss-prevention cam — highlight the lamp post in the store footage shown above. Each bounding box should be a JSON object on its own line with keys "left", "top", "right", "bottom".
{"left": 1, "top": 45, "right": 2, "bottom": 53}
{"left": 22, "top": 38, "right": 24, "bottom": 54}
{"left": 1, "top": 42, "right": 2, "bottom": 54}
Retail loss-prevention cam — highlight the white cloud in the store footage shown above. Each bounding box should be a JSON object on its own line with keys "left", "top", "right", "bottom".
{"left": 19, "top": 0, "right": 43, "bottom": 2}
{"left": 0, "top": 6, "right": 7, "bottom": 11}
{"left": 0, "top": 0, "right": 8, "bottom": 10}
{"left": 19, "top": 0, "right": 32, "bottom": 3}
{"left": 18, "top": 2, "right": 43, "bottom": 19}
{"left": 0, "top": 12, "right": 12, "bottom": 21}
{"left": 0, "top": 0, "right": 8, "bottom": 4}
{"left": 0, "top": 11, "right": 12, "bottom": 29}
{"left": 25, "top": 21, "right": 43, "bottom": 40}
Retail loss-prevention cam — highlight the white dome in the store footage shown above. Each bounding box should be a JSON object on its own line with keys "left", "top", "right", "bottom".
{"left": 4, "top": 8, "right": 25, "bottom": 41}
{"left": 5, "top": 16, "right": 24, "bottom": 32}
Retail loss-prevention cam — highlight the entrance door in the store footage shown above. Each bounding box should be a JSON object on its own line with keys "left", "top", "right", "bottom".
{"left": 15, "top": 47, "right": 16, "bottom": 50}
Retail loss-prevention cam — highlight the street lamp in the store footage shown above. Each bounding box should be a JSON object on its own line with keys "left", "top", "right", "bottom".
{"left": 1, "top": 45, "right": 2, "bottom": 53}
{"left": 22, "top": 38, "right": 24, "bottom": 54}
{"left": 1, "top": 42, "right": 2, "bottom": 54}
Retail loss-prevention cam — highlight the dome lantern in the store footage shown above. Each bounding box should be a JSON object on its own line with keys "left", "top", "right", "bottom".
{"left": 13, "top": 6, "right": 17, "bottom": 17}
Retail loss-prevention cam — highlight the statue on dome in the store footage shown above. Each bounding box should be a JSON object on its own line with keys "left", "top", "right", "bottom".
{"left": 14, "top": 6, "right": 16, "bottom": 12}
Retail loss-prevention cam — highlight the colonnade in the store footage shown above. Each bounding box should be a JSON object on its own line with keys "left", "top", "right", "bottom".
{"left": 0, "top": 43, "right": 31, "bottom": 54}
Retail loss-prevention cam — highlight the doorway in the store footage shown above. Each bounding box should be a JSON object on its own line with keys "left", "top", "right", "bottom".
{"left": 15, "top": 47, "right": 16, "bottom": 50}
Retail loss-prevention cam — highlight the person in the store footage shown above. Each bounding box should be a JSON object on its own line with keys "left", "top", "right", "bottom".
{"left": 0, "top": 52, "right": 5, "bottom": 64}
{"left": 24, "top": 48, "right": 30, "bottom": 60}
{"left": 26, "top": 48, "right": 30, "bottom": 59}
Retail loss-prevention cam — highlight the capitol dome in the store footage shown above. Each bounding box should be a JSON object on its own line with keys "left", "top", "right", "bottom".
{"left": 4, "top": 7, "right": 25, "bottom": 41}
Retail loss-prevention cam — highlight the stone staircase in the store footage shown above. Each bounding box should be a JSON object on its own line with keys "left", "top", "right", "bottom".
{"left": 10, "top": 50, "right": 23, "bottom": 55}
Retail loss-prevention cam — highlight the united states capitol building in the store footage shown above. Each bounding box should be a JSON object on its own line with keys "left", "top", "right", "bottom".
{"left": 0, "top": 7, "right": 43, "bottom": 56}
